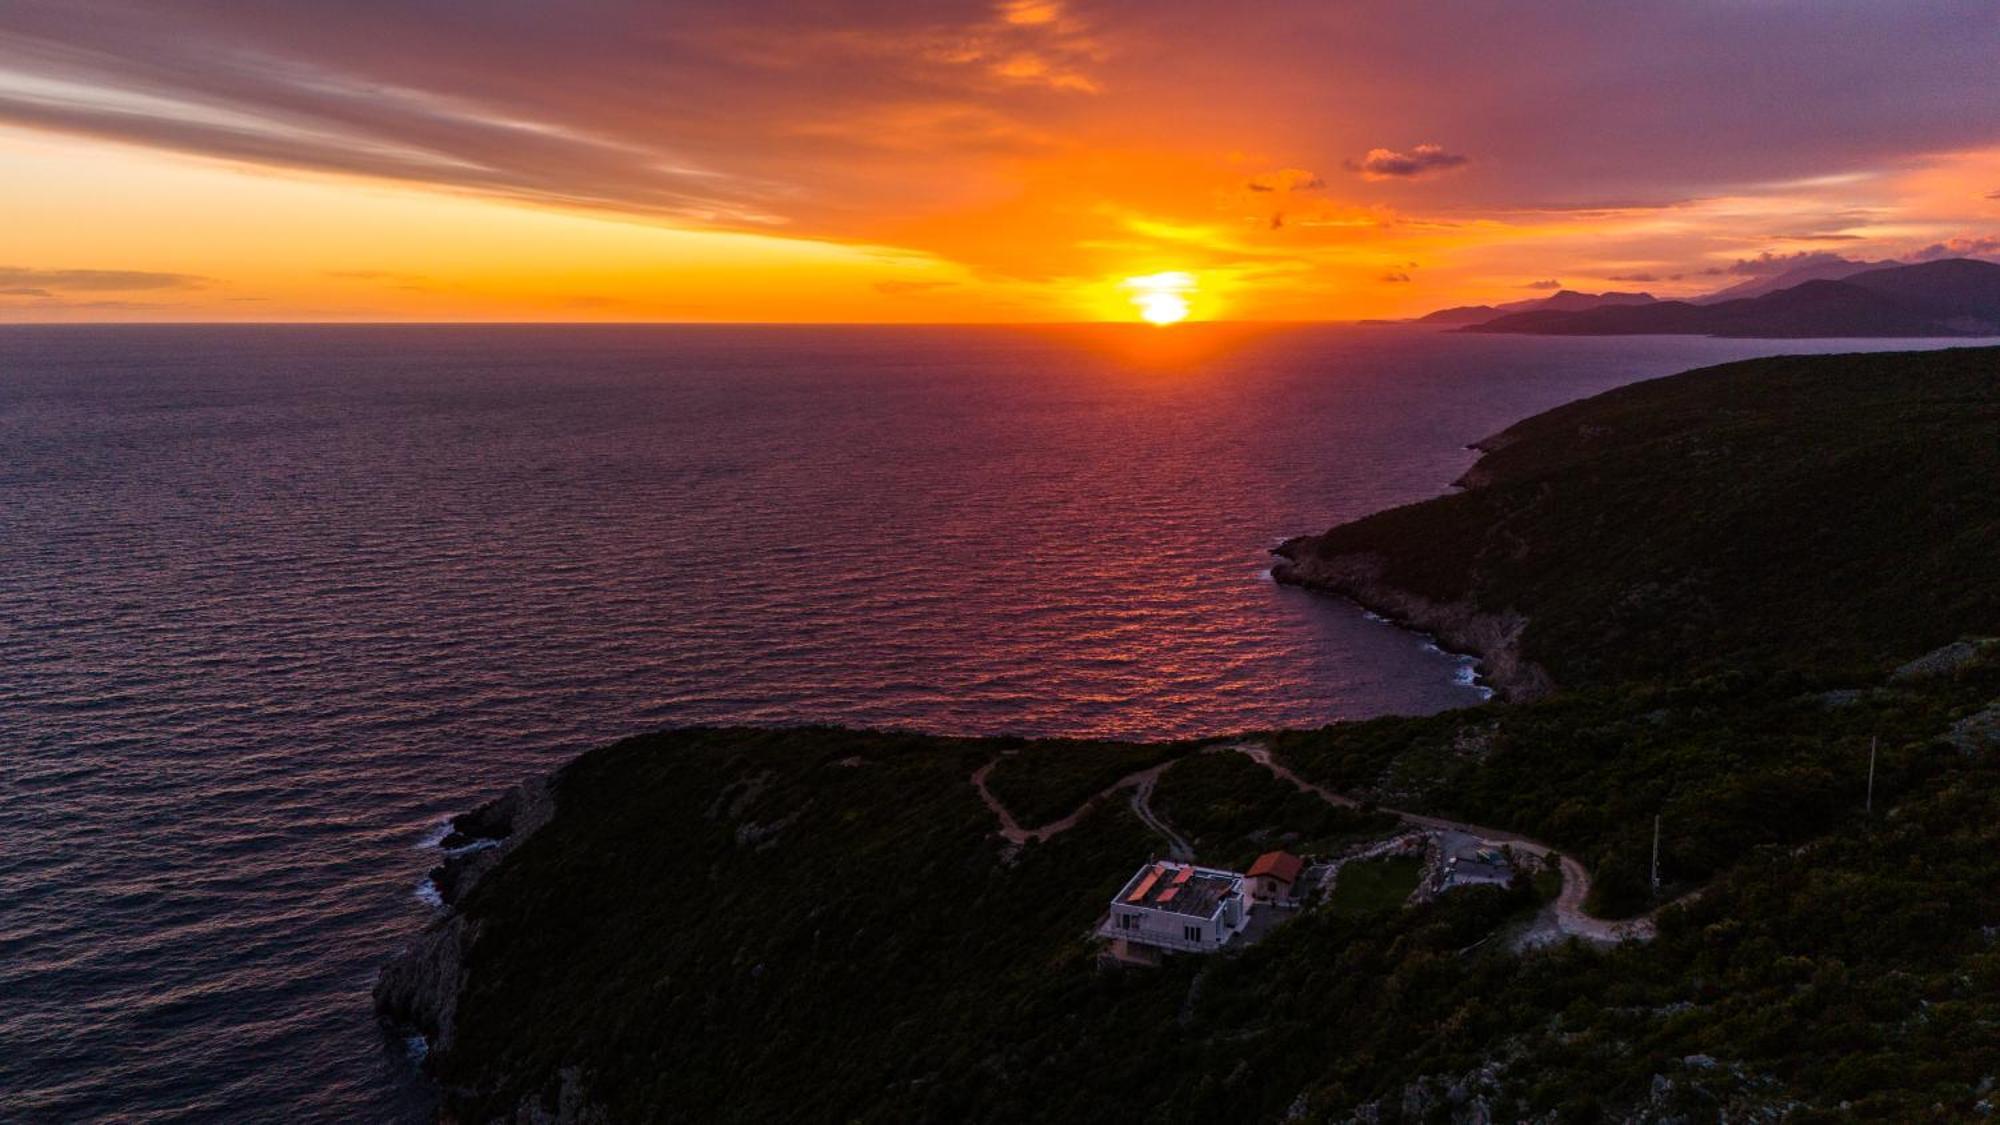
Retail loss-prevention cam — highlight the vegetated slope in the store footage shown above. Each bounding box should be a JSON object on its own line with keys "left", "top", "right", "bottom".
{"left": 1465, "top": 259, "right": 2000, "bottom": 336}
{"left": 395, "top": 659, "right": 2000, "bottom": 1121}
{"left": 1274, "top": 347, "right": 2000, "bottom": 692}
{"left": 1148, "top": 750, "right": 1398, "bottom": 868}
{"left": 418, "top": 727, "right": 1163, "bottom": 1123}
{"left": 982, "top": 737, "right": 1188, "bottom": 825}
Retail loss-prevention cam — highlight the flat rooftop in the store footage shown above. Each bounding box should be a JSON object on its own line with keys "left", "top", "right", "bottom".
{"left": 1116, "top": 861, "right": 1239, "bottom": 918}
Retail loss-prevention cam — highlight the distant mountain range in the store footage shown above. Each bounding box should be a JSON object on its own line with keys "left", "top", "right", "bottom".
{"left": 1457, "top": 259, "right": 2000, "bottom": 337}
{"left": 1413, "top": 289, "right": 1658, "bottom": 326}
{"left": 1687, "top": 257, "right": 1901, "bottom": 304}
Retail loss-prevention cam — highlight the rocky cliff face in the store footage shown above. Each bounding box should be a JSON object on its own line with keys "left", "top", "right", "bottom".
{"left": 375, "top": 774, "right": 564, "bottom": 1116}
{"left": 1269, "top": 544, "right": 1553, "bottom": 701}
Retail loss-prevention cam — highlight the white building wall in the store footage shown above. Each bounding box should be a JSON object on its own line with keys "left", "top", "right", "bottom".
{"left": 1106, "top": 894, "right": 1246, "bottom": 953}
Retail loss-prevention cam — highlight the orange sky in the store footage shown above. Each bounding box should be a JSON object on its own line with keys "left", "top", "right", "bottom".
{"left": 2, "top": 2, "right": 1997, "bottom": 323}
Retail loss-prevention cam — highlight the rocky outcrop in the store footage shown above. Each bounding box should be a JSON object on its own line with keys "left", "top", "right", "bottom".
{"left": 375, "top": 774, "right": 558, "bottom": 1058}
{"left": 1270, "top": 544, "right": 1553, "bottom": 701}
{"left": 1891, "top": 638, "right": 1998, "bottom": 684}
{"left": 1948, "top": 702, "right": 2000, "bottom": 754}
{"left": 504, "top": 1067, "right": 610, "bottom": 1125}
{"left": 375, "top": 912, "right": 481, "bottom": 1055}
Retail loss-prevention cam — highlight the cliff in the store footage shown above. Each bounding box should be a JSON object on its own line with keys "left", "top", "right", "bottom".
{"left": 375, "top": 776, "right": 559, "bottom": 1107}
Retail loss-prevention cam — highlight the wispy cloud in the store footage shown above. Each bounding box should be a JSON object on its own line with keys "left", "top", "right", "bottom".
{"left": 1246, "top": 168, "right": 1324, "bottom": 193}
{"left": 0, "top": 266, "right": 206, "bottom": 290}
{"left": 1347, "top": 145, "right": 1468, "bottom": 181}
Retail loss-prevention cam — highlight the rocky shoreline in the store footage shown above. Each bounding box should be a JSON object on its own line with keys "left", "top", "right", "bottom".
{"left": 1268, "top": 427, "right": 1555, "bottom": 703}
{"left": 1269, "top": 537, "right": 1553, "bottom": 702}
{"left": 376, "top": 776, "right": 558, "bottom": 1075}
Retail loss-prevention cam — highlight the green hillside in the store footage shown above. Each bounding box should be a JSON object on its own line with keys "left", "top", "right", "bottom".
{"left": 1275, "top": 347, "right": 2000, "bottom": 691}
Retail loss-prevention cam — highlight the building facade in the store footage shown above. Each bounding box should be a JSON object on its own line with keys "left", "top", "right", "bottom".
{"left": 1244, "top": 850, "right": 1304, "bottom": 904}
{"left": 1098, "top": 860, "right": 1248, "bottom": 958}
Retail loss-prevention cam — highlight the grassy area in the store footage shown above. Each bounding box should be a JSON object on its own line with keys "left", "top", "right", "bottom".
{"left": 1149, "top": 750, "right": 1399, "bottom": 868}
{"left": 981, "top": 738, "right": 1189, "bottom": 825}
{"left": 1326, "top": 855, "right": 1423, "bottom": 917}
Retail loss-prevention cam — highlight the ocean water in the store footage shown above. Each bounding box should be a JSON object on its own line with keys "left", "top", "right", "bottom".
{"left": 1, "top": 324, "right": 1983, "bottom": 1122}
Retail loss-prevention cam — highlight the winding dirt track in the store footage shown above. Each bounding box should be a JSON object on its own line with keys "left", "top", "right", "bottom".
{"left": 972, "top": 758, "right": 1188, "bottom": 855}
{"left": 973, "top": 741, "right": 1674, "bottom": 945}
{"left": 1221, "top": 742, "right": 1652, "bottom": 943}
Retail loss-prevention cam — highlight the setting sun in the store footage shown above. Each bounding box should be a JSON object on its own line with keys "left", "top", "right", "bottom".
{"left": 1136, "top": 292, "right": 1189, "bottom": 325}
{"left": 1123, "top": 271, "right": 1195, "bottom": 325}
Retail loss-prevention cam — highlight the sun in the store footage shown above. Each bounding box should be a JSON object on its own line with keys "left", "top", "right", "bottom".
{"left": 1122, "top": 271, "right": 1195, "bottom": 325}
{"left": 1136, "top": 291, "right": 1189, "bottom": 325}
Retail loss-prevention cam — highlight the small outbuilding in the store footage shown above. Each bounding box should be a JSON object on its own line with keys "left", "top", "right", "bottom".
{"left": 1244, "top": 850, "right": 1304, "bottom": 904}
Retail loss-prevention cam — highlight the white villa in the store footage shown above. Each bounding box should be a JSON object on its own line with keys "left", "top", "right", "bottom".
{"left": 1098, "top": 859, "right": 1250, "bottom": 959}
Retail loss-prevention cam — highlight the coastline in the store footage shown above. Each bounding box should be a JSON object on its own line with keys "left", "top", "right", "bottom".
{"left": 1268, "top": 536, "right": 1553, "bottom": 702}
{"left": 376, "top": 775, "right": 558, "bottom": 1073}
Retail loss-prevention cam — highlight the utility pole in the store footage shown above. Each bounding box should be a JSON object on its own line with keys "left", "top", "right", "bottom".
{"left": 1865, "top": 736, "right": 1877, "bottom": 816}
{"left": 1650, "top": 815, "right": 1661, "bottom": 898}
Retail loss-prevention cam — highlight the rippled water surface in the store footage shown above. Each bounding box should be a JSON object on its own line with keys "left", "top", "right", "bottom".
{"left": 2, "top": 324, "right": 1977, "bottom": 1121}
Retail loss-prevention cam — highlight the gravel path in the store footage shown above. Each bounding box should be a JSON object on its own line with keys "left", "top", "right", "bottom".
{"left": 1224, "top": 741, "right": 1658, "bottom": 944}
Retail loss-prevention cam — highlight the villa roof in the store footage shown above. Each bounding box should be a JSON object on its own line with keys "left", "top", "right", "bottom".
{"left": 1115, "top": 861, "right": 1239, "bottom": 919}
{"left": 1246, "top": 850, "right": 1303, "bottom": 883}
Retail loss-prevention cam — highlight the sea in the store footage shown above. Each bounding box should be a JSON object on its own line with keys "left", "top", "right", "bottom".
{"left": 2, "top": 324, "right": 1985, "bottom": 1121}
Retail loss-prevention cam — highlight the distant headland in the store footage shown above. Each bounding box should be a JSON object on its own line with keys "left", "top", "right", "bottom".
{"left": 1386, "top": 258, "right": 2000, "bottom": 338}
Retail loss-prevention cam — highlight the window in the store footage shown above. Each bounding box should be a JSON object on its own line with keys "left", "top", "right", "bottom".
{"left": 1118, "top": 912, "right": 1138, "bottom": 931}
{"left": 1183, "top": 924, "right": 1202, "bottom": 943}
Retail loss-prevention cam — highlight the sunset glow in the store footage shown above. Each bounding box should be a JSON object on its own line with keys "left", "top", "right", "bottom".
{"left": 1125, "top": 272, "right": 1195, "bottom": 325}
{"left": 0, "top": 4, "right": 1996, "bottom": 322}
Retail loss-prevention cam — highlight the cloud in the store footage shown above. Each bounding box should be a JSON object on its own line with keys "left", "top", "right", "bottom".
{"left": 1706, "top": 250, "right": 1861, "bottom": 277}
{"left": 324, "top": 269, "right": 426, "bottom": 281}
{"left": 1606, "top": 272, "right": 1682, "bottom": 283}
{"left": 1522, "top": 278, "right": 1562, "bottom": 290}
{"left": 1378, "top": 271, "right": 1410, "bottom": 283}
{"left": 2, "top": 1, "right": 1999, "bottom": 304}
{"left": 0, "top": 266, "right": 206, "bottom": 291}
{"left": 1988, "top": 189, "right": 2000, "bottom": 200}
{"left": 1246, "top": 168, "right": 1324, "bottom": 193}
{"left": 1346, "top": 144, "right": 1469, "bottom": 180}
{"left": 0, "top": 286, "right": 53, "bottom": 297}
{"left": 1909, "top": 235, "right": 2000, "bottom": 261}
